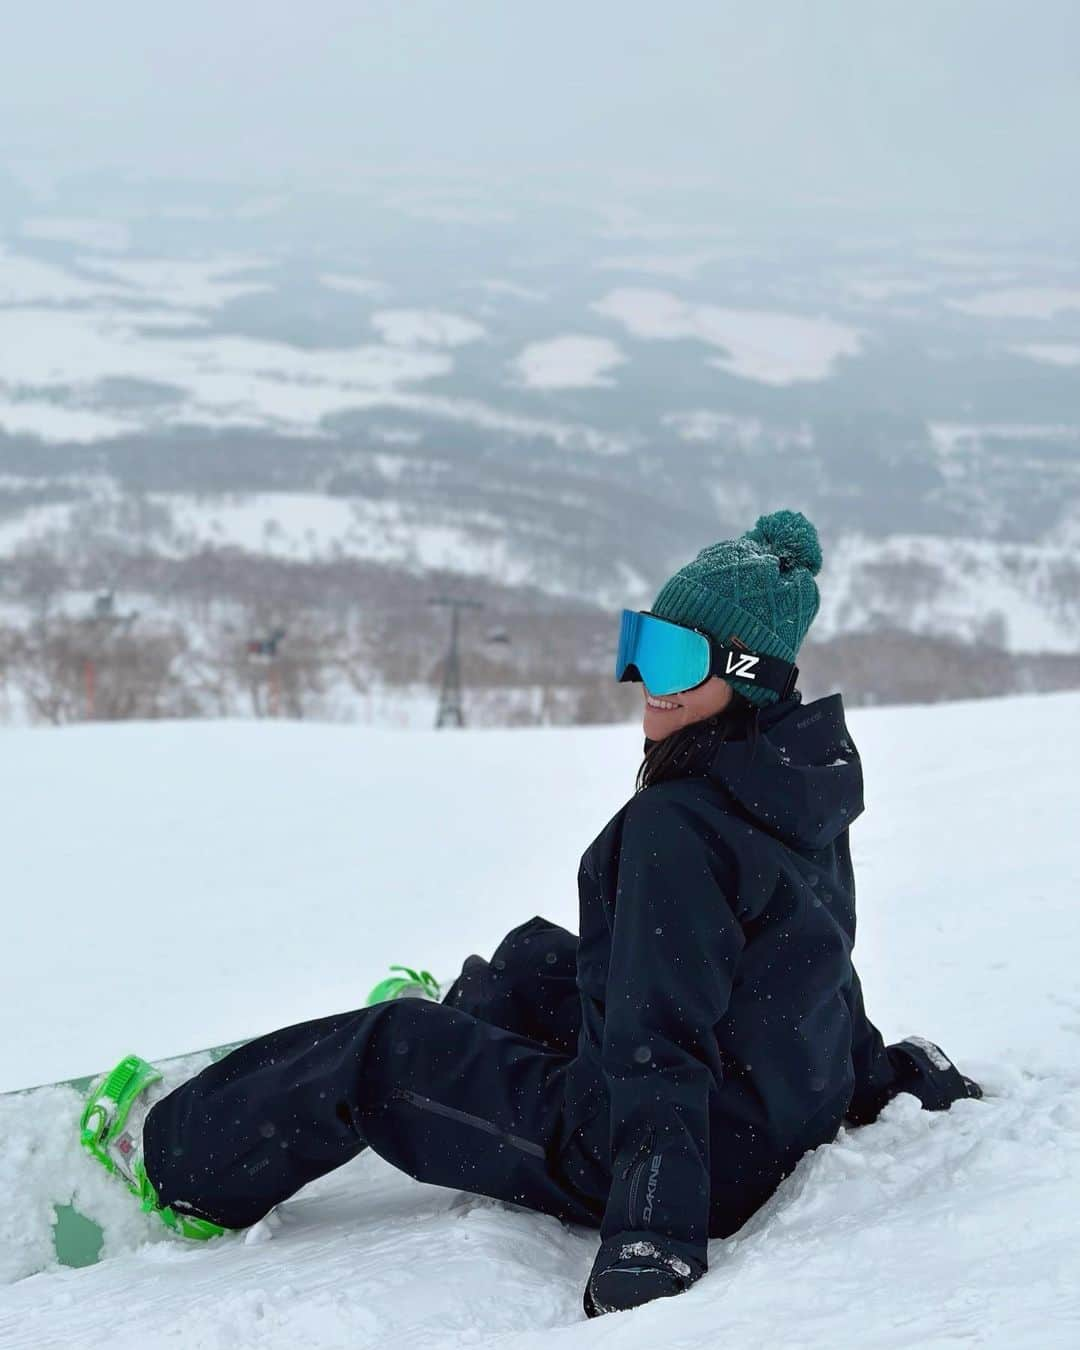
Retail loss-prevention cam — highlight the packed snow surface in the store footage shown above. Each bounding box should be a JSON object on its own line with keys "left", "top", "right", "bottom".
{"left": 2, "top": 691, "right": 1079, "bottom": 1346}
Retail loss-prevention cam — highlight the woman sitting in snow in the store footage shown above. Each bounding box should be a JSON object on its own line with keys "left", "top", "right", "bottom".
{"left": 81, "top": 508, "right": 981, "bottom": 1317}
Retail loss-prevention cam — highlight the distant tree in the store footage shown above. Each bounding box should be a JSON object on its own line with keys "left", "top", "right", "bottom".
{"left": 9, "top": 613, "right": 186, "bottom": 724}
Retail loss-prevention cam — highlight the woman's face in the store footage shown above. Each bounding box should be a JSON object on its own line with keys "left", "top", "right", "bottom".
{"left": 642, "top": 673, "right": 734, "bottom": 741}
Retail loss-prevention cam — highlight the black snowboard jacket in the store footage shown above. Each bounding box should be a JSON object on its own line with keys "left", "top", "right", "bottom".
{"left": 567, "top": 689, "right": 979, "bottom": 1275}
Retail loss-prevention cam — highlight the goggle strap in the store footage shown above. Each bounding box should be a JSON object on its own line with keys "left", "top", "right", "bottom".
{"left": 709, "top": 640, "right": 799, "bottom": 700}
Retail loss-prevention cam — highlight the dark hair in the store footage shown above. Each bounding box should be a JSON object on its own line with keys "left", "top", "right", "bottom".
{"left": 635, "top": 689, "right": 760, "bottom": 793}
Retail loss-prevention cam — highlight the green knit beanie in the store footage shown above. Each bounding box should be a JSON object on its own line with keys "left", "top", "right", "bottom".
{"left": 650, "top": 508, "right": 823, "bottom": 708}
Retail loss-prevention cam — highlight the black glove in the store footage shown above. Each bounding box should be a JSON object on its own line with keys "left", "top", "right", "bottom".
{"left": 584, "top": 1232, "right": 705, "bottom": 1318}
{"left": 887, "top": 1036, "right": 983, "bottom": 1111}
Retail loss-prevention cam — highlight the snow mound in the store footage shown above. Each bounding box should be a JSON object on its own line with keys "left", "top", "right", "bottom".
{"left": 3, "top": 1068, "right": 1077, "bottom": 1347}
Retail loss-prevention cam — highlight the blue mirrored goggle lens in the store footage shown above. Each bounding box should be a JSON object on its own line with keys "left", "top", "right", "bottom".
{"left": 615, "top": 610, "right": 711, "bottom": 696}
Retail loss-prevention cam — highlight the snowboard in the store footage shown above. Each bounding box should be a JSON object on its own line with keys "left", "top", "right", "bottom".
{"left": 0, "top": 1039, "right": 247, "bottom": 1280}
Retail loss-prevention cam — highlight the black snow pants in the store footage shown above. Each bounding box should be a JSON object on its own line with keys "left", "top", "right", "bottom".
{"left": 144, "top": 917, "right": 611, "bottom": 1232}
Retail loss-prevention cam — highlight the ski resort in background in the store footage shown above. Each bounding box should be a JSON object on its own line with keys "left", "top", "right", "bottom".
{"left": 1, "top": 7, "right": 1079, "bottom": 729}
{"left": 1, "top": 1, "right": 1078, "bottom": 1346}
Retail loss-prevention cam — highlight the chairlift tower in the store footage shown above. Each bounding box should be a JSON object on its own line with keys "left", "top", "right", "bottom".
{"left": 429, "top": 596, "right": 482, "bottom": 729}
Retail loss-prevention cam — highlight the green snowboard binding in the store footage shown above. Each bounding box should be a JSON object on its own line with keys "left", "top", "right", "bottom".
{"left": 80, "top": 1054, "right": 225, "bottom": 1241}
{"left": 365, "top": 965, "right": 441, "bottom": 1006}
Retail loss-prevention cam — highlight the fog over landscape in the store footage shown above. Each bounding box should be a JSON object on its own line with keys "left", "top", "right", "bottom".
{"left": 1, "top": 2, "right": 1077, "bottom": 725}
{"left": 3, "top": 8, "right": 1080, "bottom": 1349}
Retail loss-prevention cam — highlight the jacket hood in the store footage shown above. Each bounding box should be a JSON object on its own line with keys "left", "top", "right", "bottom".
{"left": 706, "top": 692, "right": 864, "bottom": 850}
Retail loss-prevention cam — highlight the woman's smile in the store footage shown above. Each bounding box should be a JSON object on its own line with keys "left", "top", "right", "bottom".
{"left": 641, "top": 674, "right": 733, "bottom": 740}
{"left": 644, "top": 691, "right": 683, "bottom": 711}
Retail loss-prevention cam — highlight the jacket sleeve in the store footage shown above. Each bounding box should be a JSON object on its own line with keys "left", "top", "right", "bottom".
{"left": 843, "top": 963, "right": 899, "bottom": 1125}
{"left": 844, "top": 964, "right": 983, "bottom": 1125}
{"left": 599, "top": 791, "right": 744, "bottom": 1274}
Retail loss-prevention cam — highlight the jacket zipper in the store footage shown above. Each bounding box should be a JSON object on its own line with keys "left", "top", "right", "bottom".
{"left": 391, "top": 1088, "right": 546, "bottom": 1159}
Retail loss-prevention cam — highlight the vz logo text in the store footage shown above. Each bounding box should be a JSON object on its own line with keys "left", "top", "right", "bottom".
{"left": 724, "top": 651, "right": 759, "bottom": 680}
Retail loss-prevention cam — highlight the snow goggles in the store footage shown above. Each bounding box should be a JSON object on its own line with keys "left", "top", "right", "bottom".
{"left": 615, "top": 609, "right": 799, "bottom": 699}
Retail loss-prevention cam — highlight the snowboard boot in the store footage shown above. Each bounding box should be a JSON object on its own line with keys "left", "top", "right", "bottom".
{"left": 80, "top": 1054, "right": 225, "bottom": 1241}
{"left": 584, "top": 1236, "right": 703, "bottom": 1317}
{"left": 365, "top": 965, "right": 441, "bottom": 1006}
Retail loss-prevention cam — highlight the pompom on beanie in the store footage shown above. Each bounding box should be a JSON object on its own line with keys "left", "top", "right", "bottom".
{"left": 650, "top": 508, "right": 823, "bottom": 708}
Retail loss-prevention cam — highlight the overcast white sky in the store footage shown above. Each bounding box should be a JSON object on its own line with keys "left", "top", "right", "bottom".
{"left": 2, "top": 1, "right": 1078, "bottom": 226}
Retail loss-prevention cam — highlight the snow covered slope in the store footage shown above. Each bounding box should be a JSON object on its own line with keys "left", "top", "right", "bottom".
{"left": 2, "top": 692, "right": 1079, "bottom": 1346}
